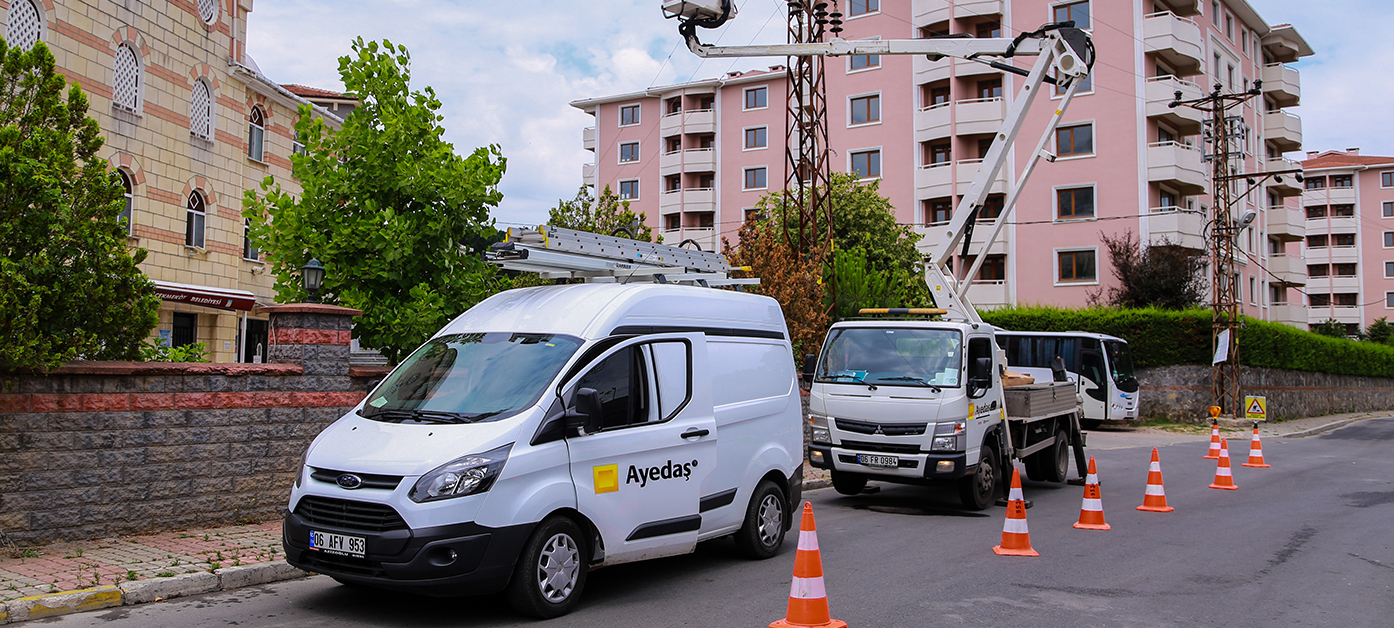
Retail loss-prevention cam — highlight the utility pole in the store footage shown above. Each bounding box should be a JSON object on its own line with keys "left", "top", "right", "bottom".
{"left": 784, "top": 1, "right": 836, "bottom": 269}
{"left": 1170, "top": 80, "right": 1301, "bottom": 418}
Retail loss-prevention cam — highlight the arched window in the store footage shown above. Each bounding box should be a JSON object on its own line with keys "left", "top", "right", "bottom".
{"left": 247, "top": 107, "right": 265, "bottom": 161}
{"left": 117, "top": 170, "right": 133, "bottom": 234}
{"left": 190, "top": 80, "right": 213, "bottom": 140}
{"left": 5, "top": 0, "right": 42, "bottom": 50}
{"left": 113, "top": 44, "right": 141, "bottom": 112}
{"left": 197, "top": 0, "right": 218, "bottom": 24}
{"left": 185, "top": 190, "right": 206, "bottom": 248}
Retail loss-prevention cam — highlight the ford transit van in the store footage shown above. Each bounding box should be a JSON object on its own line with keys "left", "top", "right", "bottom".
{"left": 282, "top": 283, "right": 803, "bottom": 617}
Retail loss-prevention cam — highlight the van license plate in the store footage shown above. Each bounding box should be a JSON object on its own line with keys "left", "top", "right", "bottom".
{"left": 309, "top": 530, "right": 365, "bottom": 558}
{"left": 857, "top": 454, "right": 899, "bottom": 468}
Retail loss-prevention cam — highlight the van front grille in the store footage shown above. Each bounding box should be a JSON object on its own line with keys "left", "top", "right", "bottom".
{"left": 295, "top": 496, "right": 408, "bottom": 533}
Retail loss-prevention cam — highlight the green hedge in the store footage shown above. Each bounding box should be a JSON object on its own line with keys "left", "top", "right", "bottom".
{"left": 979, "top": 306, "right": 1394, "bottom": 378}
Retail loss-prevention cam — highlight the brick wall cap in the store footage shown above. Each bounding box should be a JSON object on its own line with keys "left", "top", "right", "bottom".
{"left": 15, "top": 361, "right": 306, "bottom": 376}
{"left": 349, "top": 365, "right": 393, "bottom": 378}
{"left": 257, "top": 303, "right": 363, "bottom": 316}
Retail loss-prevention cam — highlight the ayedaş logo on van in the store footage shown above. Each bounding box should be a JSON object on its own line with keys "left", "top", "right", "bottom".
{"left": 594, "top": 460, "right": 698, "bottom": 492}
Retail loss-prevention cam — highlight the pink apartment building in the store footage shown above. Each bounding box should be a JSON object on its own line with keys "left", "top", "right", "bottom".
{"left": 1299, "top": 150, "right": 1394, "bottom": 335}
{"left": 573, "top": 0, "right": 1311, "bottom": 323}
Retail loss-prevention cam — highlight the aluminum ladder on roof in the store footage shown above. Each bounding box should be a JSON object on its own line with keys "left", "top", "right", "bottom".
{"left": 484, "top": 225, "right": 759, "bottom": 287}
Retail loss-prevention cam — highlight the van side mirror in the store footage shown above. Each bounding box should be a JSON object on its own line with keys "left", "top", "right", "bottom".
{"left": 565, "top": 388, "right": 603, "bottom": 436}
{"left": 968, "top": 357, "right": 993, "bottom": 397}
{"left": 801, "top": 354, "right": 816, "bottom": 390}
{"left": 367, "top": 379, "right": 382, "bottom": 394}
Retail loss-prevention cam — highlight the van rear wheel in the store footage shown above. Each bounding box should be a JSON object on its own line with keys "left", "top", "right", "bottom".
{"left": 506, "top": 516, "right": 588, "bottom": 619}
{"left": 734, "top": 480, "right": 786, "bottom": 559}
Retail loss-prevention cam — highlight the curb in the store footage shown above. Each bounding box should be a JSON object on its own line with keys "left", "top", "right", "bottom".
{"left": 803, "top": 477, "right": 831, "bottom": 491}
{"left": 0, "top": 562, "right": 311, "bottom": 624}
{"left": 1279, "top": 415, "right": 1377, "bottom": 439}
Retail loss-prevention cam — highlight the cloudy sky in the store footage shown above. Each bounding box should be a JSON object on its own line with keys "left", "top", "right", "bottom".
{"left": 247, "top": 0, "right": 1393, "bottom": 228}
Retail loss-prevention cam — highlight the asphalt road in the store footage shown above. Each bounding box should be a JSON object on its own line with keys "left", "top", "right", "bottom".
{"left": 50, "top": 419, "right": 1394, "bottom": 628}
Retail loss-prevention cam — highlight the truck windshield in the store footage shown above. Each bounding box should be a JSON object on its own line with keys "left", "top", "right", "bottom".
{"left": 1104, "top": 340, "right": 1138, "bottom": 387}
{"left": 360, "top": 332, "right": 583, "bottom": 423}
{"left": 817, "top": 328, "right": 962, "bottom": 388}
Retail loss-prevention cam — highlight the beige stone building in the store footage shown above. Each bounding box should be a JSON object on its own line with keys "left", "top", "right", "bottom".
{"left": 2, "top": 0, "right": 344, "bottom": 362}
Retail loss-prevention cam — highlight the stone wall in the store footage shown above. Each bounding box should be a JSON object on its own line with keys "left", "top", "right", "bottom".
{"left": 0, "top": 305, "right": 391, "bottom": 545}
{"left": 1137, "top": 364, "right": 1394, "bottom": 421}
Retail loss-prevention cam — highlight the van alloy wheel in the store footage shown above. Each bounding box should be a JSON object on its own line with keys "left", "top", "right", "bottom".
{"left": 735, "top": 480, "right": 787, "bottom": 559}
{"left": 757, "top": 493, "right": 784, "bottom": 547}
{"left": 536, "top": 533, "right": 580, "bottom": 602}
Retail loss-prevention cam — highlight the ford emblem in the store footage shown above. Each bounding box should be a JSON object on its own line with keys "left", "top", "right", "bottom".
{"left": 336, "top": 474, "right": 363, "bottom": 489}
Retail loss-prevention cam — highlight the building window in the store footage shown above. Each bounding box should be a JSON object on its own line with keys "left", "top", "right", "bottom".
{"left": 1057, "top": 249, "right": 1097, "bottom": 283}
{"left": 618, "top": 180, "right": 639, "bottom": 200}
{"left": 980, "top": 194, "right": 1005, "bottom": 220}
{"left": 243, "top": 219, "right": 259, "bottom": 261}
{"left": 1332, "top": 204, "right": 1354, "bottom": 217}
{"left": 924, "top": 85, "right": 950, "bottom": 107}
{"left": 697, "top": 173, "right": 714, "bottom": 188}
{"left": 665, "top": 175, "right": 681, "bottom": 192}
{"left": 664, "top": 214, "right": 679, "bottom": 231}
{"left": 619, "top": 104, "right": 640, "bottom": 126}
{"left": 1225, "top": 14, "right": 1233, "bottom": 39}
{"left": 666, "top": 98, "right": 681, "bottom": 114}
{"left": 1333, "top": 233, "right": 1355, "bottom": 247}
{"left": 1057, "top": 186, "right": 1095, "bottom": 219}
{"left": 744, "top": 127, "right": 767, "bottom": 149}
{"left": 698, "top": 134, "right": 715, "bottom": 149}
{"left": 113, "top": 44, "right": 141, "bottom": 112}
{"left": 619, "top": 142, "right": 640, "bottom": 163}
{"left": 1385, "top": 201, "right": 1394, "bottom": 218}
{"left": 1334, "top": 263, "right": 1357, "bottom": 277}
{"left": 1306, "top": 234, "right": 1327, "bottom": 248}
{"left": 190, "top": 79, "right": 213, "bottom": 140}
{"left": 247, "top": 106, "right": 266, "bottom": 161}
{"left": 744, "top": 167, "right": 768, "bottom": 190}
{"left": 197, "top": 0, "right": 218, "bottom": 24}
{"left": 1211, "top": 1, "right": 1220, "bottom": 26}
{"left": 926, "top": 199, "right": 952, "bottom": 224}
{"left": 976, "top": 21, "right": 1001, "bottom": 39}
{"left": 696, "top": 212, "right": 714, "bottom": 229}
{"left": 1306, "top": 206, "right": 1327, "bottom": 219}
{"left": 1305, "top": 176, "right": 1326, "bottom": 190}
{"left": 292, "top": 131, "right": 305, "bottom": 156}
{"left": 850, "top": 94, "right": 880, "bottom": 125}
{"left": 1052, "top": 1, "right": 1091, "bottom": 29}
{"left": 744, "top": 208, "right": 761, "bottom": 222}
{"left": 1307, "top": 264, "right": 1329, "bottom": 277}
{"left": 850, "top": 52, "right": 880, "bottom": 71}
{"left": 1388, "top": 292, "right": 1394, "bottom": 308}
{"left": 172, "top": 313, "right": 197, "bottom": 348}
{"left": 6, "top": 0, "right": 42, "bottom": 50}
{"left": 185, "top": 190, "right": 207, "bottom": 248}
{"left": 745, "top": 87, "right": 768, "bottom": 110}
{"left": 1056, "top": 123, "right": 1094, "bottom": 157}
{"left": 1249, "top": 276, "right": 1256, "bottom": 304}
{"left": 850, "top": 149, "right": 881, "bottom": 179}
{"left": 848, "top": 0, "right": 878, "bottom": 17}
{"left": 1386, "top": 232, "right": 1394, "bottom": 248}
{"left": 977, "top": 78, "right": 1003, "bottom": 99}
{"left": 1309, "top": 294, "right": 1330, "bottom": 307}
{"left": 1383, "top": 172, "right": 1394, "bottom": 188}
{"left": 117, "top": 170, "right": 133, "bottom": 235}
{"left": 979, "top": 255, "right": 1006, "bottom": 281}
{"left": 1335, "top": 293, "right": 1358, "bottom": 307}
{"left": 1387, "top": 261, "right": 1394, "bottom": 278}
{"left": 1331, "top": 175, "right": 1353, "bottom": 188}
{"left": 925, "top": 142, "right": 951, "bottom": 165}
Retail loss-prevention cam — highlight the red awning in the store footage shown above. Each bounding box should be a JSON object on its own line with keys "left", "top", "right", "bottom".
{"left": 151, "top": 281, "right": 258, "bottom": 311}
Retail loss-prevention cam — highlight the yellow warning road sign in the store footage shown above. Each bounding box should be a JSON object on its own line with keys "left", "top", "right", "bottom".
{"left": 1245, "top": 396, "right": 1267, "bottom": 421}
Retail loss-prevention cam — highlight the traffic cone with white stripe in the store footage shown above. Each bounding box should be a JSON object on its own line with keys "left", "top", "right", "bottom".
{"left": 1136, "top": 448, "right": 1175, "bottom": 512}
{"left": 1242, "top": 426, "right": 1271, "bottom": 468}
{"left": 992, "top": 467, "right": 1039, "bottom": 556}
{"left": 1209, "top": 438, "right": 1238, "bottom": 490}
{"left": 770, "top": 502, "right": 847, "bottom": 628}
{"left": 1072, "top": 456, "right": 1110, "bottom": 530}
{"left": 1204, "top": 423, "right": 1222, "bottom": 459}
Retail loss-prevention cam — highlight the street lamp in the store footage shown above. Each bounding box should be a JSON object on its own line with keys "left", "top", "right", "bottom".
{"left": 302, "top": 258, "right": 325, "bottom": 303}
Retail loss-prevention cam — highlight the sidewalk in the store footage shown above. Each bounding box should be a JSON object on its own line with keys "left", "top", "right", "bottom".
{"left": 0, "top": 410, "right": 1386, "bottom": 624}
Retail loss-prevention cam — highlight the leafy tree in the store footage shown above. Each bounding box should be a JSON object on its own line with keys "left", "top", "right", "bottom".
{"left": 723, "top": 220, "right": 828, "bottom": 362}
{"left": 1365, "top": 317, "right": 1394, "bottom": 345}
{"left": 1091, "top": 230, "right": 1205, "bottom": 309}
{"left": 548, "top": 184, "right": 655, "bottom": 241}
{"left": 244, "top": 38, "right": 508, "bottom": 365}
{"left": 1310, "top": 318, "right": 1348, "bottom": 339}
{"left": 830, "top": 247, "right": 917, "bottom": 320}
{"left": 0, "top": 40, "right": 158, "bottom": 371}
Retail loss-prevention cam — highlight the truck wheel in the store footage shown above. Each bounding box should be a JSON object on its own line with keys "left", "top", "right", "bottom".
{"left": 1042, "top": 428, "right": 1070, "bottom": 483}
{"left": 831, "top": 471, "right": 867, "bottom": 496}
{"left": 735, "top": 480, "right": 787, "bottom": 559}
{"left": 506, "top": 516, "right": 588, "bottom": 619}
{"left": 958, "top": 446, "right": 998, "bottom": 510}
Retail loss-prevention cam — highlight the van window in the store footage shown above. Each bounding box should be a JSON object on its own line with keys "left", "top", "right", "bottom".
{"left": 575, "top": 346, "right": 650, "bottom": 429}
{"left": 648, "top": 341, "right": 691, "bottom": 420}
{"left": 1003, "top": 336, "right": 1081, "bottom": 373}
{"left": 708, "top": 341, "right": 792, "bottom": 406}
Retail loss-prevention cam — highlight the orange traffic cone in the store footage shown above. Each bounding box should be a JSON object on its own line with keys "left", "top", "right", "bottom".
{"left": 1204, "top": 423, "right": 1222, "bottom": 459}
{"left": 1242, "top": 426, "right": 1271, "bottom": 468}
{"left": 770, "top": 502, "right": 847, "bottom": 628}
{"left": 992, "top": 467, "right": 1039, "bottom": 556}
{"left": 1137, "top": 447, "right": 1175, "bottom": 512}
{"left": 1073, "top": 456, "right": 1110, "bottom": 530}
{"left": 1209, "top": 438, "right": 1238, "bottom": 490}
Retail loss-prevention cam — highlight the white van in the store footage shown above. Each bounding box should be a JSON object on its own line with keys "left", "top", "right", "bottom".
{"left": 992, "top": 330, "right": 1139, "bottom": 428}
{"left": 282, "top": 284, "right": 804, "bottom": 618}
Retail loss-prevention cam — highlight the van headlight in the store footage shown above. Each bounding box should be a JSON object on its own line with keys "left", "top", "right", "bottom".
{"left": 294, "top": 446, "right": 311, "bottom": 489}
{"left": 809, "top": 413, "right": 831, "bottom": 444}
{"left": 409, "top": 443, "right": 513, "bottom": 503}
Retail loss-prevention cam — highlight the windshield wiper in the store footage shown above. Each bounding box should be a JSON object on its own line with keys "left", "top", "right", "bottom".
{"left": 364, "top": 409, "right": 473, "bottom": 424}
{"left": 876, "top": 376, "right": 942, "bottom": 392}
{"left": 821, "top": 373, "right": 877, "bottom": 390}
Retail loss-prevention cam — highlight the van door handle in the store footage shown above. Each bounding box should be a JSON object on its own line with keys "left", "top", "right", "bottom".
{"left": 681, "top": 428, "right": 709, "bottom": 439}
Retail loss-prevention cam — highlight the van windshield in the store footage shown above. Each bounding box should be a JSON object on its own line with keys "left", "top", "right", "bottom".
{"left": 817, "top": 328, "right": 962, "bottom": 388}
{"left": 1105, "top": 340, "right": 1137, "bottom": 385}
{"left": 360, "top": 332, "right": 583, "bottom": 423}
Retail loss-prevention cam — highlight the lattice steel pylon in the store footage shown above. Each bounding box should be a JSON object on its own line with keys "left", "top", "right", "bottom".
{"left": 783, "top": 2, "right": 836, "bottom": 262}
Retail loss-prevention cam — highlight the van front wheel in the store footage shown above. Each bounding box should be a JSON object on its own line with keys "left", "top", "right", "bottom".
{"left": 506, "top": 516, "right": 588, "bottom": 619}
{"left": 734, "top": 480, "right": 787, "bottom": 559}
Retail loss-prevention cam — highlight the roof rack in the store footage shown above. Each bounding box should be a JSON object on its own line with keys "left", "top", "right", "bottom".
{"left": 485, "top": 225, "right": 759, "bottom": 287}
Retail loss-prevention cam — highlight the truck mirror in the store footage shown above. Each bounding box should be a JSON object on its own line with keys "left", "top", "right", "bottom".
{"left": 1050, "top": 356, "right": 1069, "bottom": 382}
{"left": 801, "top": 354, "right": 816, "bottom": 390}
{"left": 565, "top": 388, "right": 602, "bottom": 436}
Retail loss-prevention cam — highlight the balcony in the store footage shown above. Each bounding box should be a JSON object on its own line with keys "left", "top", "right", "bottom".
{"left": 1143, "top": 12, "right": 1204, "bottom": 75}
{"left": 660, "top": 227, "right": 718, "bottom": 253}
{"left": 583, "top": 126, "right": 595, "bottom": 151}
{"left": 916, "top": 162, "right": 953, "bottom": 198}
{"left": 1145, "top": 75, "right": 1204, "bottom": 134}
{"left": 1268, "top": 303, "right": 1306, "bottom": 327}
{"left": 1307, "top": 306, "right": 1362, "bottom": 326}
{"left": 954, "top": 61, "right": 1002, "bottom": 79}
{"left": 1310, "top": 275, "right": 1360, "bottom": 292}
{"left": 966, "top": 280, "right": 1010, "bottom": 309}
{"left": 954, "top": 0, "right": 1004, "bottom": 19}
{"left": 658, "top": 187, "right": 715, "bottom": 213}
{"left": 1327, "top": 246, "right": 1360, "bottom": 265}
{"left": 914, "top": 56, "right": 951, "bottom": 84}
{"left": 956, "top": 97, "right": 1006, "bottom": 135}
{"left": 915, "top": 102, "right": 952, "bottom": 142}
{"left": 1303, "top": 186, "right": 1356, "bottom": 206}
{"left": 1264, "top": 110, "right": 1302, "bottom": 152}
{"left": 912, "top": 0, "right": 949, "bottom": 26}
{"left": 1265, "top": 158, "right": 1303, "bottom": 196}
{"left": 660, "top": 108, "right": 715, "bottom": 137}
{"left": 1266, "top": 205, "right": 1305, "bottom": 242}
{"left": 1266, "top": 254, "right": 1307, "bottom": 286}
{"left": 1148, "top": 206, "right": 1205, "bottom": 250}
{"left": 915, "top": 220, "right": 1009, "bottom": 257}
{"left": 1153, "top": 0, "right": 1202, "bottom": 17}
{"left": 1261, "top": 64, "right": 1301, "bottom": 108}
{"left": 1147, "top": 141, "right": 1206, "bottom": 194}
{"left": 955, "top": 158, "right": 1008, "bottom": 196}
{"left": 582, "top": 163, "right": 595, "bottom": 187}
{"left": 659, "top": 148, "right": 716, "bottom": 177}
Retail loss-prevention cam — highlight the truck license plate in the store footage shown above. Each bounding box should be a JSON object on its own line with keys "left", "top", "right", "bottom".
{"left": 309, "top": 530, "right": 365, "bottom": 558}
{"left": 857, "top": 454, "right": 899, "bottom": 468}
